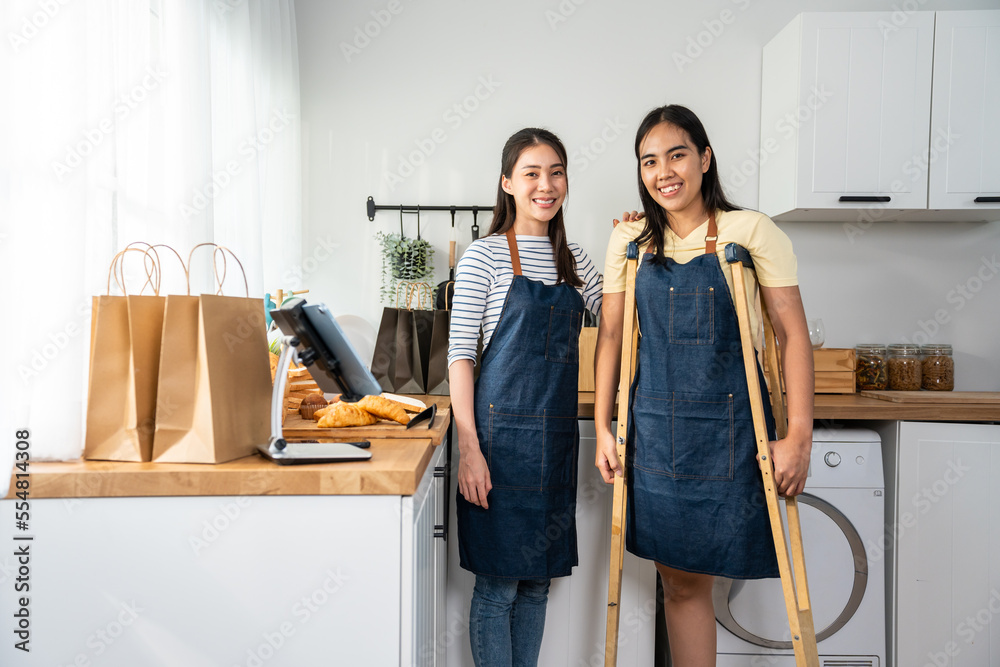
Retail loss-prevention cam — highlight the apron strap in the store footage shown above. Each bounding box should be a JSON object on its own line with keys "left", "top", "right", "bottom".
{"left": 704, "top": 211, "right": 718, "bottom": 256}
{"left": 642, "top": 210, "right": 719, "bottom": 255}
{"left": 505, "top": 228, "right": 523, "bottom": 276}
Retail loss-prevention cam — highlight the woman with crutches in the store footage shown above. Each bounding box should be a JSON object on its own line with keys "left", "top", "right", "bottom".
{"left": 594, "top": 105, "right": 814, "bottom": 666}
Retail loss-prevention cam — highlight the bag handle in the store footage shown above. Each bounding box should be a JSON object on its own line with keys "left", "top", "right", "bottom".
{"left": 444, "top": 281, "right": 455, "bottom": 310}
{"left": 212, "top": 246, "right": 250, "bottom": 297}
{"left": 405, "top": 281, "right": 432, "bottom": 310}
{"left": 143, "top": 244, "right": 190, "bottom": 296}
{"left": 107, "top": 243, "right": 159, "bottom": 296}
{"left": 186, "top": 243, "right": 250, "bottom": 296}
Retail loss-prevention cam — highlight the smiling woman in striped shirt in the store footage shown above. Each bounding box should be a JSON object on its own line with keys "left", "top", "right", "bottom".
{"left": 449, "top": 127, "right": 603, "bottom": 667}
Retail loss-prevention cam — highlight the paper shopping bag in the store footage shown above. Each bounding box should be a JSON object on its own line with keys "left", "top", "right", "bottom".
{"left": 370, "top": 307, "right": 400, "bottom": 392}
{"left": 84, "top": 245, "right": 166, "bottom": 462}
{"left": 425, "top": 309, "right": 450, "bottom": 395}
{"left": 370, "top": 282, "right": 434, "bottom": 394}
{"left": 152, "top": 293, "right": 272, "bottom": 463}
{"left": 84, "top": 294, "right": 165, "bottom": 461}
{"left": 391, "top": 308, "right": 429, "bottom": 394}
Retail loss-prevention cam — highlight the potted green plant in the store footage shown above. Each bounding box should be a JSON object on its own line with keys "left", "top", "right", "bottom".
{"left": 376, "top": 231, "right": 434, "bottom": 306}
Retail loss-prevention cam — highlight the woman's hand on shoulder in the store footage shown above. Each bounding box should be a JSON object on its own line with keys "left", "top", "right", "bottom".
{"left": 458, "top": 439, "right": 493, "bottom": 509}
{"left": 612, "top": 211, "right": 645, "bottom": 228}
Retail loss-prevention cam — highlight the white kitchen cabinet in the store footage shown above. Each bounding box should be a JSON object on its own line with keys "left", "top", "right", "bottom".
{"left": 928, "top": 11, "right": 1000, "bottom": 211}
{"left": 760, "top": 12, "right": 934, "bottom": 221}
{"left": 760, "top": 11, "right": 1000, "bottom": 222}
{"left": 0, "top": 444, "right": 449, "bottom": 667}
{"left": 402, "top": 443, "right": 448, "bottom": 667}
{"left": 877, "top": 421, "right": 1000, "bottom": 667}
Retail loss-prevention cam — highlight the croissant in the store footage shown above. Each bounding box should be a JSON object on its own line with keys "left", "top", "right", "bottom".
{"left": 317, "top": 402, "right": 378, "bottom": 428}
{"left": 358, "top": 395, "right": 411, "bottom": 425}
{"left": 311, "top": 398, "right": 342, "bottom": 421}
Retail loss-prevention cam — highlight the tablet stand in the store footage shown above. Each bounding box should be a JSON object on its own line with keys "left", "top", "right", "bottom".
{"left": 257, "top": 336, "right": 371, "bottom": 464}
{"left": 263, "top": 335, "right": 299, "bottom": 456}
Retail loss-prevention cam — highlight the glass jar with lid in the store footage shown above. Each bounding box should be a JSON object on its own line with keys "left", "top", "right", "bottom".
{"left": 887, "top": 344, "right": 922, "bottom": 390}
{"left": 920, "top": 344, "right": 954, "bottom": 391}
{"left": 855, "top": 344, "right": 888, "bottom": 391}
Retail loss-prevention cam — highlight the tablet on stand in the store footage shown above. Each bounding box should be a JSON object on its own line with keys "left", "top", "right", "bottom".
{"left": 260, "top": 298, "right": 384, "bottom": 465}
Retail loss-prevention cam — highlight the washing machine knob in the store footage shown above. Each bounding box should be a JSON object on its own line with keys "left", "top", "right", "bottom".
{"left": 824, "top": 451, "right": 842, "bottom": 467}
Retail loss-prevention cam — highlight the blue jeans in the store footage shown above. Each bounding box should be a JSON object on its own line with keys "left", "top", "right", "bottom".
{"left": 469, "top": 575, "right": 551, "bottom": 667}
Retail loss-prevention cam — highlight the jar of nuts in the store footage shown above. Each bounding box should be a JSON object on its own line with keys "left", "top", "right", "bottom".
{"left": 920, "top": 344, "right": 954, "bottom": 391}
{"left": 887, "top": 344, "right": 922, "bottom": 390}
{"left": 855, "top": 344, "right": 888, "bottom": 391}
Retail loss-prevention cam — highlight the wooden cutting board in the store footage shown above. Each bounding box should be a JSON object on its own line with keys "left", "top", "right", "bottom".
{"left": 282, "top": 400, "right": 451, "bottom": 446}
{"left": 860, "top": 391, "right": 1000, "bottom": 404}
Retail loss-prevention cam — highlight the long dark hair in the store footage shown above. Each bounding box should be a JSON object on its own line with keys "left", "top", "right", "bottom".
{"left": 487, "top": 128, "right": 581, "bottom": 287}
{"left": 633, "top": 105, "right": 740, "bottom": 265}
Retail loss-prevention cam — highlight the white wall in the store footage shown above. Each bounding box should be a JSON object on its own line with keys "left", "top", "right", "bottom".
{"left": 295, "top": 0, "right": 1000, "bottom": 390}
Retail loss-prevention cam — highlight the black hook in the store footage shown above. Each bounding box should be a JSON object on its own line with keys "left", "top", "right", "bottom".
{"left": 399, "top": 205, "right": 404, "bottom": 237}
{"left": 471, "top": 206, "right": 480, "bottom": 241}
{"left": 450, "top": 206, "right": 456, "bottom": 227}
{"left": 416, "top": 205, "right": 421, "bottom": 240}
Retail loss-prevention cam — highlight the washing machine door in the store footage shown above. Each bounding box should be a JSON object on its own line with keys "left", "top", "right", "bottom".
{"left": 713, "top": 493, "right": 867, "bottom": 649}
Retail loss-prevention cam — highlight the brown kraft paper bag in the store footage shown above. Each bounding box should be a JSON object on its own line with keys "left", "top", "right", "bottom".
{"left": 424, "top": 308, "right": 450, "bottom": 396}
{"left": 370, "top": 306, "right": 399, "bottom": 393}
{"left": 371, "top": 282, "right": 433, "bottom": 394}
{"left": 84, "top": 248, "right": 165, "bottom": 462}
{"left": 152, "top": 247, "right": 271, "bottom": 463}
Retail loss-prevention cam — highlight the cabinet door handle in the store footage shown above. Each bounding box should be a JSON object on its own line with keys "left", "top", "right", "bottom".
{"left": 839, "top": 196, "right": 891, "bottom": 203}
{"left": 433, "top": 465, "right": 448, "bottom": 540}
{"left": 974, "top": 196, "right": 1000, "bottom": 203}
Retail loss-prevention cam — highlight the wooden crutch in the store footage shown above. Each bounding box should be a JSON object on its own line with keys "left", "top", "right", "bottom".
{"left": 604, "top": 241, "right": 640, "bottom": 666}
{"left": 725, "top": 242, "right": 820, "bottom": 667}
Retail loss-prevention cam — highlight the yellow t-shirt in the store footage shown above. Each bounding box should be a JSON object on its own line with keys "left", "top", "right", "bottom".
{"left": 603, "top": 209, "right": 798, "bottom": 347}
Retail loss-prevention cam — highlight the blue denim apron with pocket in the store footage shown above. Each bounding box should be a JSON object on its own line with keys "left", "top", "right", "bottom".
{"left": 456, "top": 230, "right": 585, "bottom": 580}
{"left": 625, "top": 214, "right": 779, "bottom": 579}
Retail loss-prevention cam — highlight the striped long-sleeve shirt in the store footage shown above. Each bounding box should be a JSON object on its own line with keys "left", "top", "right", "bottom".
{"left": 447, "top": 234, "right": 603, "bottom": 367}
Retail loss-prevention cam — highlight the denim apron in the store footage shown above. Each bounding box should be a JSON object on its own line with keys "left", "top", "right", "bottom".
{"left": 625, "top": 214, "right": 779, "bottom": 579}
{"left": 457, "top": 230, "right": 584, "bottom": 579}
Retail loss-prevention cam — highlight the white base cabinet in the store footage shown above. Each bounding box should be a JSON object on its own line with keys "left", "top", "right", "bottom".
{"left": 0, "top": 444, "right": 448, "bottom": 667}
{"left": 402, "top": 444, "right": 449, "bottom": 667}
{"left": 878, "top": 421, "right": 1000, "bottom": 667}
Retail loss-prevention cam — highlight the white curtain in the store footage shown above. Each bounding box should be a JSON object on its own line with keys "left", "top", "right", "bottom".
{"left": 0, "top": 0, "right": 302, "bottom": 463}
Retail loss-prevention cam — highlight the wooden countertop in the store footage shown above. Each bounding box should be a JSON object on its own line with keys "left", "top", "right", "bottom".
{"left": 6, "top": 395, "right": 452, "bottom": 500}
{"left": 575, "top": 392, "right": 1000, "bottom": 422}
{"left": 11, "top": 393, "right": 996, "bottom": 501}
{"left": 11, "top": 438, "right": 438, "bottom": 499}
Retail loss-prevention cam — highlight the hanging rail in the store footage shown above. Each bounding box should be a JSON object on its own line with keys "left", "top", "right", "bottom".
{"left": 366, "top": 196, "right": 495, "bottom": 221}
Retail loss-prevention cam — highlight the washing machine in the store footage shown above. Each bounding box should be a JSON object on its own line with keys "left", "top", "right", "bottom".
{"left": 714, "top": 428, "right": 885, "bottom": 667}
